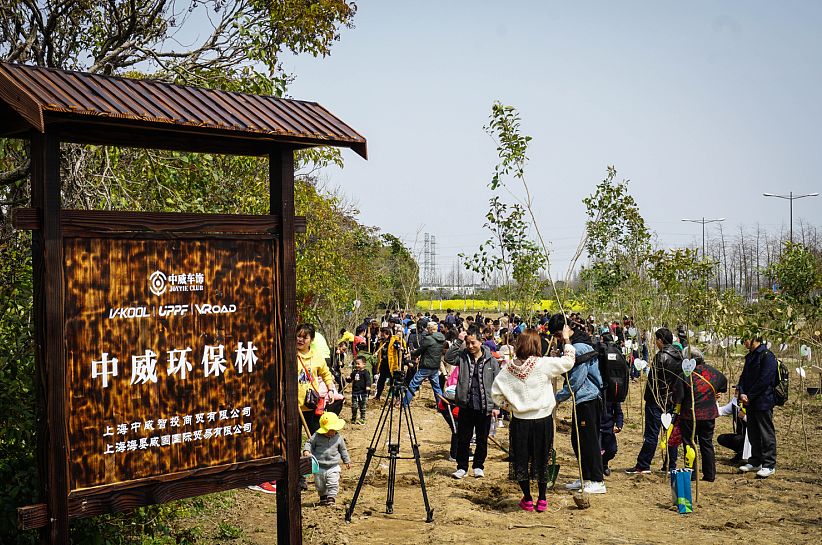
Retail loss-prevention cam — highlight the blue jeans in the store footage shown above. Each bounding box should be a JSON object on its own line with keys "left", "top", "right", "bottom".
{"left": 636, "top": 401, "right": 675, "bottom": 470}
{"left": 403, "top": 367, "right": 443, "bottom": 406}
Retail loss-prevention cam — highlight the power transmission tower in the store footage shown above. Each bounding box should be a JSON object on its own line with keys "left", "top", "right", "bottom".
{"left": 423, "top": 233, "right": 431, "bottom": 287}
{"left": 430, "top": 235, "right": 437, "bottom": 285}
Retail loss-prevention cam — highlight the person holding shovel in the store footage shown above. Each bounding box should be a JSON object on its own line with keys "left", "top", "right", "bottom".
{"left": 550, "top": 314, "right": 608, "bottom": 495}
{"left": 491, "top": 327, "right": 576, "bottom": 512}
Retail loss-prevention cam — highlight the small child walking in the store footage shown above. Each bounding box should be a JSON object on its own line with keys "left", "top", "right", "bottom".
{"left": 348, "top": 355, "right": 372, "bottom": 424}
{"left": 303, "top": 412, "right": 351, "bottom": 506}
{"left": 600, "top": 399, "right": 624, "bottom": 476}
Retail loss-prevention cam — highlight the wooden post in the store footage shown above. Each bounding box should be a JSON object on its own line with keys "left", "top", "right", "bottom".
{"left": 30, "top": 132, "right": 70, "bottom": 545}
{"left": 270, "top": 148, "right": 302, "bottom": 545}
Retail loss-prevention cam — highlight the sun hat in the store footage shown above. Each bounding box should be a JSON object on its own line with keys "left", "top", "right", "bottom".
{"left": 317, "top": 412, "right": 346, "bottom": 434}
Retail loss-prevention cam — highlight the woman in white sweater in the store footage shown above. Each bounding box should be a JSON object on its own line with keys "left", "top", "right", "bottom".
{"left": 491, "top": 326, "right": 575, "bottom": 512}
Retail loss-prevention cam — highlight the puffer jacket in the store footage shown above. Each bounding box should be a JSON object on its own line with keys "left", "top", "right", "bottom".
{"left": 556, "top": 342, "right": 603, "bottom": 405}
{"left": 644, "top": 343, "right": 685, "bottom": 410}
{"left": 412, "top": 331, "right": 446, "bottom": 369}
{"left": 681, "top": 363, "right": 728, "bottom": 420}
{"left": 738, "top": 344, "right": 777, "bottom": 411}
{"left": 376, "top": 334, "right": 407, "bottom": 374}
{"left": 444, "top": 340, "right": 500, "bottom": 414}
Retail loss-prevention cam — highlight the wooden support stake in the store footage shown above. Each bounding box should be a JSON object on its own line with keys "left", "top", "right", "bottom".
{"left": 31, "top": 132, "right": 70, "bottom": 545}
{"left": 271, "top": 148, "right": 302, "bottom": 545}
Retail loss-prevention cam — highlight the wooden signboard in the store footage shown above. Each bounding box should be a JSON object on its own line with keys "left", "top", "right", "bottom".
{"left": 1, "top": 63, "right": 367, "bottom": 545}
{"left": 64, "top": 237, "right": 282, "bottom": 491}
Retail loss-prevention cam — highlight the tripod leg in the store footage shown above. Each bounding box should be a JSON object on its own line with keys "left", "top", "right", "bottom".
{"left": 386, "top": 442, "right": 398, "bottom": 514}
{"left": 345, "top": 446, "right": 377, "bottom": 522}
{"left": 412, "top": 442, "right": 434, "bottom": 523}
{"left": 403, "top": 404, "right": 434, "bottom": 522}
{"left": 345, "top": 388, "right": 394, "bottom": 522}
{"left": 385, "top": 386, "right": 399, "bottom": 514}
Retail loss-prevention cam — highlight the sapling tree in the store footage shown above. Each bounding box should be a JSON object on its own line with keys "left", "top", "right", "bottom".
{"left": 460, "top": 103, "right": 547, "bottom": 320}
{"left": 577, "top": 167, "right": 651, "bottom": 323}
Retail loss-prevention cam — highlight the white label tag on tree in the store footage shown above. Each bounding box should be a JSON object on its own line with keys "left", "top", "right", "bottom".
{"left": 661, "top": 412, "right": 673, "bottom": 429}
{"left": 628, "top": 327, "right": 637, "bottom": 338}
{"left": 796, "top": 367, "right": 807, "bottom": 379}
{"left": 682, "top": 358, "right": 696, "bottom": 375}
{"left": 800, "top": 345, "right": 810, "bottom": 357}
{"left": 633, "top": 359, "right": 647, "bottom": 371}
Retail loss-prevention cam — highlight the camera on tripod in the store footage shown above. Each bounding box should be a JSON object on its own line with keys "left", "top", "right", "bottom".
{"left": 345, "top": 365, "right": 434, "bottom": 523}
{"left": 390, "top": 369, "right": 406, "bottom": 396}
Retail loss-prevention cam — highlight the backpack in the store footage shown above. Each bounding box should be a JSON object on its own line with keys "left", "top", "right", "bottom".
{"left": 576, "top": 343, "right": 629, "bottom": 403}
{"left": 772, "top": 355, "right": 789, "bottom": 407}
{"left": 599, "top": 343, "right": 630, "bottom": 402}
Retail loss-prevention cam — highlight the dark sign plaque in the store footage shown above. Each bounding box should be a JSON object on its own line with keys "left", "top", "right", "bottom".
{"left": 63, "top": 238, "right": 282, "bottom": 491}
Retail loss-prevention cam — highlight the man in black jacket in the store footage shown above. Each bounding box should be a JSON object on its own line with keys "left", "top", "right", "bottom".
{"left": 626, "top": 327, "right": 684, "bottom": 474}
{"left": 737, "top": 337, "right": 778, "bottom": 478}
{"left": 403, "top": 322, "right": 446, "bottom": 407}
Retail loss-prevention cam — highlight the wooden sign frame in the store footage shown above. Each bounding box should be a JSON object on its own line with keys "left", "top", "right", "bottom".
{"left": 13, "top": 136, "right": 305, "bottom": 545}
{"left": 1, "top": 62, "right": 366, "bottom": 545}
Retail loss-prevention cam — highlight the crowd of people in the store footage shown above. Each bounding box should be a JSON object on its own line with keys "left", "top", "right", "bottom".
{"left": 253, "top": 309, "right": 781, "bottom": 511}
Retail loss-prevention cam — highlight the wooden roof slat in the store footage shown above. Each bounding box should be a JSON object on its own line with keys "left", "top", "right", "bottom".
{"left": 237, "top": 94, "right": 292, "bottom": 134}
{"left": 290, "top": 101, "right": 347, "bottom": 138}
{"left": 0, "top": 63, "right": 367, "bottom": 158}
{"left": 276, "top": 99, "right": 331, "bottom": 137}
{"left": 186, "top": 85, "right": 254, "bottom": 130}
{"left": 151, "top": 82, "right": 208, "bottom": 124}
{"left": 0, "top": 67, "right": 44, "bottom": 130}
{"left": 93, "top": 76, "right": 153, "bottom": 117}
{"left": 109, "top": 77, "right": 176, "bottom": 121}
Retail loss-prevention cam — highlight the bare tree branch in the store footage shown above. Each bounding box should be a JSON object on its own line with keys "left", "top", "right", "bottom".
{"left": 0, "top": 161, "right": 29, "bottom": 186}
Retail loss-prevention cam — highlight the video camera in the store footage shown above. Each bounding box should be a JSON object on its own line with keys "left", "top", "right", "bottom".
{"left": 391, "top": 369, "right": 406, "bottom": 397}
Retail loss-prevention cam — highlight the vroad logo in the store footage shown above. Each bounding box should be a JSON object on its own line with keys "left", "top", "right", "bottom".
{"left": 149, "top": 271, "right": 167, "bottom": 296}
{"left": 107, "top": 303, "right": 238, "bottom": 319}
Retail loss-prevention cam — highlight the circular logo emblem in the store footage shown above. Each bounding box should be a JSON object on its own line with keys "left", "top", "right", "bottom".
{"left": 149, "top": 270, "right": 167, "bottom": 296}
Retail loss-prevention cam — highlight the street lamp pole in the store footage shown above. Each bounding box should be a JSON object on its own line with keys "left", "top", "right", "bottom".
{"left": 762, "top": 192, "right": 819, "bottom": 244}
{"left": 682, "top": 217, "right": 725, "bottom": 291}
{"left": 682, "top": 217, "right": 725, "bottom": 259}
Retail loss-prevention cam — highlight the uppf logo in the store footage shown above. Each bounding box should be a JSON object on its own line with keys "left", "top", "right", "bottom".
{"left": 149, "top": 271, "right": 168, "bottom": 296}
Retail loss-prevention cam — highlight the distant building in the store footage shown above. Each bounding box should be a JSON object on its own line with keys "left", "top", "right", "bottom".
{"left": 419, "top": 284, "right": 480, "bottom": 297}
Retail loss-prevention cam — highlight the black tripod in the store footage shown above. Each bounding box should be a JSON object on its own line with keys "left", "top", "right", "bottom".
{"left": 345, "top": 368, "right": 434, "bottom": 522}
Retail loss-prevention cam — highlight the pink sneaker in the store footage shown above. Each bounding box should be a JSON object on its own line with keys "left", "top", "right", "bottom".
{"left": 518, "top": 498, "right": 534, "bottom": 512}
{"left": 535, "top": 499, "right": 548, "bottom": 512}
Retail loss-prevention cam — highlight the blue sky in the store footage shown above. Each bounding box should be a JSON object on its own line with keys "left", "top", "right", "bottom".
{"left": 280, "top": 1, "right": 822, "bottom": 281}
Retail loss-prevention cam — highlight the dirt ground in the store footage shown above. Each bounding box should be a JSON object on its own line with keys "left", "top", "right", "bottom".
{"left": 190, "top": 365, "right": 822, "bottom": 545}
